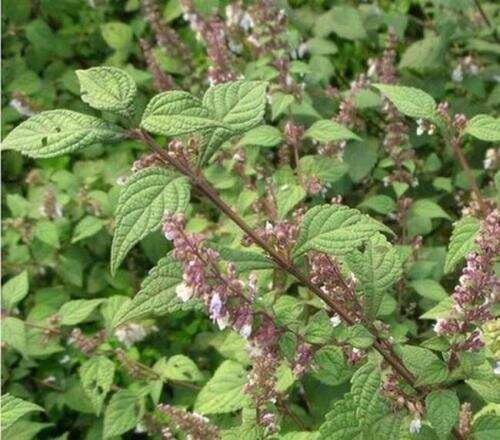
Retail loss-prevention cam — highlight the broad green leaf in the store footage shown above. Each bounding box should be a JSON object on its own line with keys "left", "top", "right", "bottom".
{"left": 58, "top": 299, "right": 104, "bottom": 326}
{"left": 103, "top": 390, "right": 138, "bottom": 439}
{"left": 420, "top": 298, "right": 453, "bottom": 320}
{"left": 292, "top": 204, "right": 392, "bottom": 258}
{"left": 140, "top": 91, "right": 219, "bottom": 136}
{"left": 72, "top": 216, "right": 105, "bottom": 243}
{"left": 33, "top": 220, "right": 59, "bottom": 248}
{"left": 408, "top": 279, "right": 448, "bottom": 301}
{"left": 111, "top": 255, "right": 196, "bottom": 328}
{"left": 312, "top": 346, "right": 351, "bottom": 386}
{"left": 156, "top": 355, "right": 204, "bottom": 383}
{"left": 351, "top": 363, "right": 388, "bottom": 426}
{"left": 316, "top": 6, "right": 366, "bottom": 40}
{"left": 304, "top": 310, "right": 334, "bottom": 344}
{"left": 425, "top": 390, "right": 459, "bottom": 439}
{"left": 2, "top": 271, "right": 29, "bottom": 311}
{"left": 199, "top": 80, "right": 267, "bottom": 164}
{"left": 202, "top": 80, "right": 267, "bottom": 133}
{"left": 319, "top": 394, "right": 361, "bottom": 439}
{"left": 345, "top": 233, "right": 402, "bottom": 319}
{"left": 399, "top": 35, "right": 445, "bottom": 73}
{"left": 299, "top": 155, "right": 349, "bottom": 184}
{"left": 76, "top": 67, "right": 137, "bottom": 114}
{"left": 371, "top": 413, "right": 409, "bottom": 439}
{"left": 400, "top": 345, "right": 448, "bottom": 385}
{"left": 110, "top": 167, "right": 190, "bottom": 275}
{"left": 80, "top": 356, "right": 115, "bottom": 415}
{"left": 2, "top": 419, "right": 52, "bottom": 439}
{"left": 444, "top": 216, "right": 480, "bottom": 273}
{"left": 464, "top": 115, "right": 500, "bottom": 142}
{"left": 210, "top": 244, "right": 275, "bottom": 274}
{"left": 240, "top": 125, "right": 282, "bottom": 147}
{"left": 194, "top": 360, "right": 249, "bottom": 414}
{"left": 304, "top": 120, "right": 360, "bottom": 143}
{"left": 1, "top": 317, "right": 27, "bottom": 356}
{"left": 276, "top": 183, "right": 306, "bottom": 219}
{"left": 345, "top": 324, "right": 375, "bottom": 349}
{"left": 344, "top": 140, "right": 378, "bottom": 183}
{"left": 359, "top": 195, "right": 396, "bottom": 215}
{"left": 373, "top": 84, "right": 436, "bottom": 119}
{"left": 410, "top": 199, "right": 450, "bottom": 220}
{"left": 1, "top": 394, "right": 43, "bottom": 431}
{"left": 466, "top": 379, "right": 500, "bottom": 404}
{"left": 2, "top": 110, "right": 124, "bottom": 158}
{"left": 100, "top": 22, "right": 133, "bottom": 51}
{"left": 472, "top": 414, "right": 500, "bottom": 440}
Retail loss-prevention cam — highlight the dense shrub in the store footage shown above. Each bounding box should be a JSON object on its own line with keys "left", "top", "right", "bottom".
{"left": 1, "top": 1, "right": 500, "bottom": 439}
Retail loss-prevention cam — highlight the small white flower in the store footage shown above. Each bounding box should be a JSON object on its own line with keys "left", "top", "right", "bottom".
{"left": 409, "top": 418, "right": 422, "bottom": 434}
{"left": 433, "top": 318, "right": 446, "bottom": 335}
{"left": 416, "top": 119, "right": 425, "bottom": 136}
{"left": 452, "top": 65, "right": 463, "bottom": 82}
{"left": 176, "top": 282, "right": 194, "bottom": 302}
{"left": 330, "top": 315, "right": 341, "bottom": 327}
{"left": 116, "top": 175, "right": 128, "bottom": 187}
{"left": 115, "top": 323, "right": 149, "bottom": 348}
{"left": 216, "top": 315, "right": 230, "bottom": 330}
{"left": 494, "top": 361, "right": 500, "bottom": 376}
{"left": 59, "top": 355, "right": 71, "bottom": 365}
{"left": 239, "top": 323, "right": 252, "bottom": 339}
{"left": 10, "top": 99, "right": 35, "bottom": 117}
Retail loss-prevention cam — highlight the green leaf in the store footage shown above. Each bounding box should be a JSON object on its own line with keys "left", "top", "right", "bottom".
{"left": 2, "top": 110, "right": 124, "bottom": 158}
{"left": 240, "top": 125, "right": 282, "bottom": 147}
{"left": 276, "top": 183, "right": 306, "bottom": 219}
{"left": 304, "top": 120, "right": 360, "bottom": 143}
{"left": 110, "top": 167, "right": 190, "bottom": 275}
{"left": 100, "top": 22, "right": 133, "bottom": 52}
{"left": 472, "top": 414, "right": 500, "bottom": 440}
{"left": 76, "top": 67, "right": 137, "bottom": 114}
{"left": 0, "top": 394, "right": 43, "bottom": 431}
{"left": 156, "top": 355, "right": 204, "bottom": 383}
{"left": 292, "top": 204, "right": 392, "bottom": 258}
{"left": 312, "top": 346, "right": 351, "bottom": 386}
{"left": 345, "top": 324, "right": 375, "bottom": 349}
{"left": 408, "top": 279, "right": 448, "bottom": 301}
{"left": 464, "top": 115, "right": 500, "bottom": 142}
{"left": 359, "top": 195, "right": 396, "bottom": 215}
{"left": 466, "top": 379, "right": 500, "bottom": 404}
{"left": 351, "top": 363, "right": 387, "bottom": 426}
{"left": 299, "top": 155, "right": 349, "bottom": 184}
{"left": 199, "top": 80, "right": 267, "bottom": 164}
{"left": 194, "top": 360, "right": 249, "bottom": 414}
{"left": 58, "top": 299, "right": 104, "bottom": 326}
{"left": 344, "top": 140, "right": 378, "bottom": 183}
{"left": 425, "top": 390, "right": 459, "bottom": 439}
{"left": 316, "top": 6, "right": 366, "bottom": 40}
{"left": 72, "top": 216, "right": 105, "bottom": 243}
{"left": 33, "top": 221, "right": 59, "bottom": 248}
{"left": 140, "top": 91, "right": 219, "bottom": 136}
{"left": 209, "top": 245, "right": 274, "bottom": 274}
{"left": 399, "top": 36, "right": 445, "bottom": 73}
{"left": 444, "top": 216, "right": 480, "bottom": 273}
{"left": 319, "top": 394, "right": 361, "bottom": 439}
{"left": 103, "top": 389, "right": 139, "bottom": 439}
{"left": 410, "top": 199, "right": 450, "bottom": 220}
{"left": 1, "top": 317, "right": 27, "bottom": 356}
{"left": 373, "top": 84, "right": 437, "bottom": 119}
{"left": 346, "top": 233, "right": 402, "bottom": 319}
{"left": 1, "top": 271, "right": 29, "bottom": 311}
{"left": 80, "top": 356, "right": 115, "bottom": 415}
{"left": 304, "top": 310, "right": 334, "bottom": 344}
{"left": 111, "top": 255, "right": 196, "bottom": 328}
{"left": 202, "top": 80, "right": 267, "bottom": 133}
{"left": 400, "top": 345, "right": 448, "bottom": 385}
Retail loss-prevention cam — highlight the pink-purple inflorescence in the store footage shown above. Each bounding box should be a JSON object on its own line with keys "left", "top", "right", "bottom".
{"left": 434, "top": 209, "right": 500, "bottom": 352}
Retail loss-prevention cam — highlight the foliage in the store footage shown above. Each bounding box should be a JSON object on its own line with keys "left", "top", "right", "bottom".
{"left": 1, "top": 1, "right": 500, "bottom": 439}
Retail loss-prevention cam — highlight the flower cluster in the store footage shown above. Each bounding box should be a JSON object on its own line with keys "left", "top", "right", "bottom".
{"left": 131, "top": 151, "right": 165, "bottom": 173}
{"left": 452, "top": 55, "right": 479, "bottom": 83}
{"left": 68, "top": 328, "right": 106, "bottom": 357}
{"left": 158, "top": 404, "right": 220, "bottom": 440}
{"left": 242, "top": 219, "right": 299, "bottom": 259}
{"left": 139, "top": 38, "right": 176, "bottom": 91}
{"left": 114, "top": 322, "right": 158, "bottom": 348}
{"left": 434, "top": 209, "right": 500, "bottom": 351}
{"left": 244, "top": 349, "right": 280, "bottom": 433}
{"left": 308, "top": 252, "right": 362, "bottom": 320}
{"left": 180, "top": 0, "right": 237, "bottom": 84}
{"left": 142, "top": 0, "right": 190, "bottom": 64}
{"left": 164, "top": 212, "right": 278, "bottom": 346}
